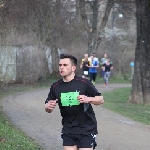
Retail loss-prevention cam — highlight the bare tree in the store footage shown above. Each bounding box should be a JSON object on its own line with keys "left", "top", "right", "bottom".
{"left": 79, "top": 0, "right": 136, "bottom": 55}
{"left": 129, "top": 0, "right": 150, "bottom": 104}
{"left": 79, "top": 0, "right": 114, "bottom": 54}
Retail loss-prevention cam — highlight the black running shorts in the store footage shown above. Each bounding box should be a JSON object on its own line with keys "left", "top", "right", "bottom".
{"left": 61, "top": 133, "right": 97, "bottom": 149}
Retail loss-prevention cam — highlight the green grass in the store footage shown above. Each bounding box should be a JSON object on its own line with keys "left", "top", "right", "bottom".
{"left": 93, "top": 74, "right": 132, "bottom": 84}
{"left": 0, "top": 115, "right": 43, "bottom": 150}
{"left": 102, "top": 87, "right": 150, "bottom": 125}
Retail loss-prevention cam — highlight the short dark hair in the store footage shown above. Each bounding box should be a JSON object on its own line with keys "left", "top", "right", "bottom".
{"left": 91, "top": 52, "right": 95, "bottom": 56}
{"left": 60, "top": 54, "right": 77, "bottom": 66}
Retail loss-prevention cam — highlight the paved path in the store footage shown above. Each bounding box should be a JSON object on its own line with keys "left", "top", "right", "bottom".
{"left": 2, "top": 83, "right": 150, "bottom": 150}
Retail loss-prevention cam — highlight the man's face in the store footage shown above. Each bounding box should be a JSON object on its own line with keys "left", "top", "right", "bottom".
{"left": 104, "top": 54, "right": 107, "bottom": 58}
{"left": 90, "top": 55, "right": 94, "bottom": 59}
{"left": 84, "top": 54, "right": 88, "bottom": 59}
{"left": 59, "top": 58, "right": 76, "bottom": 77}
{"left": 92, "top": 53, "right": 95, "bottom": 58}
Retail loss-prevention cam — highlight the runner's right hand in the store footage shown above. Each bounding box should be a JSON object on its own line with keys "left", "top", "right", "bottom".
{"left": 45, "top": 99, "right": 58, "bottom": 113}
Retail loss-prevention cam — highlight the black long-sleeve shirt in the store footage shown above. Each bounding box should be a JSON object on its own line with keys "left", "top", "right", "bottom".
{"left": 45, "top": 76, "right": 101, "bottom": 135}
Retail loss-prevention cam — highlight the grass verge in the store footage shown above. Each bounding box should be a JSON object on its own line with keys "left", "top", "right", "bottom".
{"left": 0, "top": 114, "right": 43, "bottom": 150}
{"left": 102, "top": 87, "right": 150, "bottom": 125}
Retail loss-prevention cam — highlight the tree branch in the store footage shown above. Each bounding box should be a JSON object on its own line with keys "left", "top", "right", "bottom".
{"left": 79, "top": 0, "right": 90, "bottom": 33}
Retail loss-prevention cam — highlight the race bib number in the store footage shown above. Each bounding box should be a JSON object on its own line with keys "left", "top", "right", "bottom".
{"left": 84, "top": 71, "right": 88, "bottom": 75}
{"left": 61, "top": 92, "right": 79, "bottom": 106}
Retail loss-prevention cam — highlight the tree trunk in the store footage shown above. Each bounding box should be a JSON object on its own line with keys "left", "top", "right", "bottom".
{"left": 79, "top": 0, "right": 113, "bottom": 54}
{"left": 129, "top": 0, "right": 150, "bottom": 104}
{"left": 93, "top": 0, "right": 113, "bottom": 51}
{"left": 88, "top": 0, "right": 113, "bottom": 54}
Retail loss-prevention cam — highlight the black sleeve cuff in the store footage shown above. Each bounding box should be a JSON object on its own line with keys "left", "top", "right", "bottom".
{"left": 45, "top": 99, "right": 49, "bottom": 104}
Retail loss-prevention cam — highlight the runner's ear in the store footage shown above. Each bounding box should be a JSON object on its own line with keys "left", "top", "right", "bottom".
{"left": 72, "top": 66, "right": 76, "bottom": 71}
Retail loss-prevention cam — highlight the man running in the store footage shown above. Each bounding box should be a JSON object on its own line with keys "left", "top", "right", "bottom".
{"left": 45, "top": 54, "right": 104, "bottom": 150}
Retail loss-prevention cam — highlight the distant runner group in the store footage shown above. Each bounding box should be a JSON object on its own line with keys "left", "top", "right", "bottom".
{"left": 80, "top": 53, "right": 113, "bottom": 88}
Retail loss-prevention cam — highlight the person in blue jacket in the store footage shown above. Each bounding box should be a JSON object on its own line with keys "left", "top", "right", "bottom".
{"left": 89, "top": 54, "right": 99, "bottom": 84}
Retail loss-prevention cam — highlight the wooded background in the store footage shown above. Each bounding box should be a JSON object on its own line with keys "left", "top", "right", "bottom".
{"left": 0, "top": 0, "right": 150, "bottom": 104}
{"left": 0, "top": 0, "right": 136, "bottom": 83}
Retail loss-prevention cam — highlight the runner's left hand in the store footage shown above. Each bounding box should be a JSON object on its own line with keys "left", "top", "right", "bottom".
{"left": 77, "top": 95, "right": 89, "bottom": 103}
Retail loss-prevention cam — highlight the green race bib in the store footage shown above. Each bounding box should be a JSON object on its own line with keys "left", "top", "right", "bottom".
{"left": 61, "top": 92, "right": 79, "bottom": 106}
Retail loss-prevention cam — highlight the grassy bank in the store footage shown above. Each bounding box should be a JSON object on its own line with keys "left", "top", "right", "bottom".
{"left": 0, "top": 115, "right": 43, "bottom": 150}
{"left": 102, "top": 87, "right": 150, "bottom": 125}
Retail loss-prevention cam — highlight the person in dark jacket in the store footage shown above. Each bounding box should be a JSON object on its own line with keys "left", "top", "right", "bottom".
{"left": 102, "top": 59, "right": 113, "bottom": 88}
{"left": 89, "top": 54, "right": 99, "bottom": 84}
{"left": 45, "top": 54, "right": 104, "bottom": 150}
{"left": 80, "top": 53, "right": 90, "bottom": 79}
